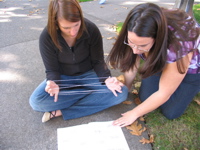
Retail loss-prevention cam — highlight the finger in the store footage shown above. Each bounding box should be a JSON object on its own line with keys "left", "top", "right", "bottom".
{"left": 45, "top": 85, "right": 50, "bottom": 92}
{"left": 48, "top": 89, "right": 52, "bottom": 94}
{"left": 120, "top": 123, "right": 128, "bottom": 127}
{"left": 118, "top": 82, "right": 124, "bottom": 86}
{"left": 111, "top": 90, "right": 118, "bottom": 97}
{"left": 54, "top": 93, "right": 58, "bottom": 102}
{"left": 112, "top": 120, "right": 121, "bottom": 126}
{"left": 50, "top": 92, "right": 54, "bottom": 96}
{"left": 115, "top": 87, "right": 122, "bottom": 93}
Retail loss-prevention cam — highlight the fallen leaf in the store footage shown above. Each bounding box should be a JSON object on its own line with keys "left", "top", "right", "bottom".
{"left": 139, "top": 135, "right": 154, "bottom": 144}
{"left": 117, "top": 74, "right": 124, "bottom": 83}
{"left": 132, "top": 89, "right": 138, "bottom": 95}
{"left": 122, "top": 101, "right": 133, "bottom": 105}
{"left": 134, "top": 82, "right": 141, "bottom": 88}
{"left": 139, "top": 116, "right": 145, "bottom": 122}
{"left": 126, "top": 121, "right": 146, "bottom": 136}
{"left": 104, "top": 53, "right": 109, "bottom": 56}
{"left": 106, "top": 37, "right": 115, "bottom": 40}
{"left": 194, "top": 99, "right": 200, "bottom": 105}
{"left": 134, "top": 97, "right": 141, "bottom": 105}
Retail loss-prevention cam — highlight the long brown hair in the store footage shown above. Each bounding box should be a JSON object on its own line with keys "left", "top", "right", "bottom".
{"left": 47, "top": 0, "right": 86, "bottom": 50}
{"left": 108, "top": 3, "right": 199, "bottom": 78}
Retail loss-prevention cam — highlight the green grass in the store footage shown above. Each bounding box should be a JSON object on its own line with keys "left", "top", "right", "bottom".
{"left": 116, "top": 22, "right": 123, "bottom": 34}
{"left": 193, "top": 4, "right": 200, "bottom": 24}
{"left": 145, "top": 96, "right": 200, "bottom": 150}
{"left": 78, "top": 0, "right": 93, "bottom": 2}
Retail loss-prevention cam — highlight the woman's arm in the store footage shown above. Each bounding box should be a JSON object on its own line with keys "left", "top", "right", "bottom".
{"left": 39, "top": 28, "right": 61, "bottom": 102}
{"left": 113, "top": 52, "right": 193, "bottom": 127}
{"left": 124, "top": 56, "right": 140, "bottom": 90}
{"left": 39, "top": 28, "right": 61, "bottom": 81}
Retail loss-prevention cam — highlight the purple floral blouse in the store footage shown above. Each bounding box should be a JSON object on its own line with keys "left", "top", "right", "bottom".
{"left": 167, "top": 33, "right": 200, "bottom": 74}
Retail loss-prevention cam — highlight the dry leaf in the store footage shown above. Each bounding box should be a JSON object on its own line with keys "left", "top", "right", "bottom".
{"left": 139, "top": 116, "right": 145, "bottom": 122}
{"left": 194, "top": 99, "right": 200, "bottom": 105}
{"left": 126, "top": 121, "right": 146, "bottom": 136}
{"left": 122, "top": 101, "right": 133, "bottom": 105}
{"left": 117, "top": 75, "right": 124, "bottom": 83}
{"left": 107, "top": 37, "right": 115, "bottom": 40}
{"left": 134, "top": 97, "right": 141, "bottom": 105}
{"left": 139, "top": 135, "right": 154, "bottom": 144}
{"left": 134, "top": 82, "right": 141, "bottom": 88}
{"left": 132, "top": 89, "right": 138, "bottom": 95}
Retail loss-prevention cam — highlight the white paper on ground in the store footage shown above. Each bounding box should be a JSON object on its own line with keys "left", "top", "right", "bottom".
{"left": 57, "top": 121, "right": 130, "bottom": 150}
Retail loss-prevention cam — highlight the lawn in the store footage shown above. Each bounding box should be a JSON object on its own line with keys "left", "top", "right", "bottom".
{"left": 193, "top": 3, "right": 200, "bottom": 24}
{"left": 78, "top": 0, "right": 93, "bottom": 2}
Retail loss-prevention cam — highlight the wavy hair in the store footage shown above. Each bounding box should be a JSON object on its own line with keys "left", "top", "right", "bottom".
{"left": 47, "top": 0, "right": 86, "bottom": 50}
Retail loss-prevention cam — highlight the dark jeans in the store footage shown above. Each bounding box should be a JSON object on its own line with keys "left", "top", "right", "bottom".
{"left": 139, "top": 73, "right": 200, "bottom": 119}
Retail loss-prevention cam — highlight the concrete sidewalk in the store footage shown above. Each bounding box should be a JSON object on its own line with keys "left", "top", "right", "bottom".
{"left": 0, "top": 0, "right": 175, "bottom": 149}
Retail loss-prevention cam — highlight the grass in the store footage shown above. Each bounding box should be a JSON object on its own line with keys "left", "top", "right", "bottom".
{"left": 145, "top": 95, "right": 200, "bottom": 150}
{"left": 115, "top": 12, "right": 200, "bottom": 150}
{"left": 193, "top": 4, "right": 200, "bottom": 24}
{"left": 78, "top": 0, "right": 93, "bottom": 2}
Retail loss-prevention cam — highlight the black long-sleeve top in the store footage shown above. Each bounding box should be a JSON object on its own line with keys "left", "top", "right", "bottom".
{"left": 39, "top": 18, "right": 111, "bottom": 82}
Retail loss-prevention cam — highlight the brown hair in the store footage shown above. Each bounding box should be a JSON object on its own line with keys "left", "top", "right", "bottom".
{"left": 47, "top": 0, "right": 86, "bottom": 50}
{"left": 108, "top": 3, "right": 199, "bottom": 78}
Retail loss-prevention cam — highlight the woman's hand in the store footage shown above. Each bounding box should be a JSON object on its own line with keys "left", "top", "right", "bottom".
{"left": 112, "top": 110, "right": 138, "bottom": 127}
{"left": 45, "top": 80, "right": 59, "bottom": 102}
{"left": 105, "top": 77, "right": 124, "bottom": 96}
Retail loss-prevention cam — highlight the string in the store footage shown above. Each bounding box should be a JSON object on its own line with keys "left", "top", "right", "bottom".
{"left": 52, "top": 77, "right": 109, "bottom": 82}
{"left": 59, "top": 89, "right": 111, "bottom": 95}
{"left": 50, "top": 77, "right": 111, "bottom": 95}
{"left": 58, "top": 83, "right": 106, "bottom": 89}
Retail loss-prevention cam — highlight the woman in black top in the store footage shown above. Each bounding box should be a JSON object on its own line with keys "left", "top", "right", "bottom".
{"left": 29, "top": 0, "right": 128, "bottom": 122}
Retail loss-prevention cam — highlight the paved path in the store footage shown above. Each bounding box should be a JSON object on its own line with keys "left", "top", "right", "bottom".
{"left": 0, "top": 0, "right": 176, "bottom": 149}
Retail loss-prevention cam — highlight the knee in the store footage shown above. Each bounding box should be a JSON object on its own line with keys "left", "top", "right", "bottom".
{"left": 120, "top": 86, "right": 128, "bottom": 98}
{"left": 29, "top": 93, "right": 42, "bottom": 111}
{"left": 115, "top": 86, "right": 128, "bottom": 103}
{"left": 29, "top": 95, "right": 38, "bottom": 111}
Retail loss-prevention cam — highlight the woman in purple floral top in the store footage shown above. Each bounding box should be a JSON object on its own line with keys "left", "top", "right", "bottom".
{"left": 108, "top": 3, "right": 200, "bottom": 127}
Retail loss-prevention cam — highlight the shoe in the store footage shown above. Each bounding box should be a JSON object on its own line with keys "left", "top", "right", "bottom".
{"left": 42, "top": 111, "right": 56, "bottom": 123}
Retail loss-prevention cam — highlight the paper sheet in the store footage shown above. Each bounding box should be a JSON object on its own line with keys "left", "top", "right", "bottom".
{"left": 57, "top": 121, "right": 130, "bottom": 150}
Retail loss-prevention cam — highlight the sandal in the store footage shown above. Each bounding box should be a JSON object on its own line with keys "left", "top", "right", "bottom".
{"left": 42, "top": 110, "right": 56, "bottom": 123}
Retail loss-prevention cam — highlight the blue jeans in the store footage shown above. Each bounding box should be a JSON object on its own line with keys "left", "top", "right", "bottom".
{"left": 29, "top": 70, "right": 128, "bottom": 120}
{"left": 139, "top": 73, "right": 200, "bottom": 119}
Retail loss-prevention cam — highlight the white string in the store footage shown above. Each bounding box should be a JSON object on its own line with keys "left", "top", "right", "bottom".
{"left": 53, "top": 77, "right": 108, "bottom": 82}
{"left": 58, "top": 83, "right": 106, "bottom": 89}
{"left": 59, "top": 89, "right": 111, "bottom": 95}
{"left": 51, "top": 77, "right": 111, "bottom": 95}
